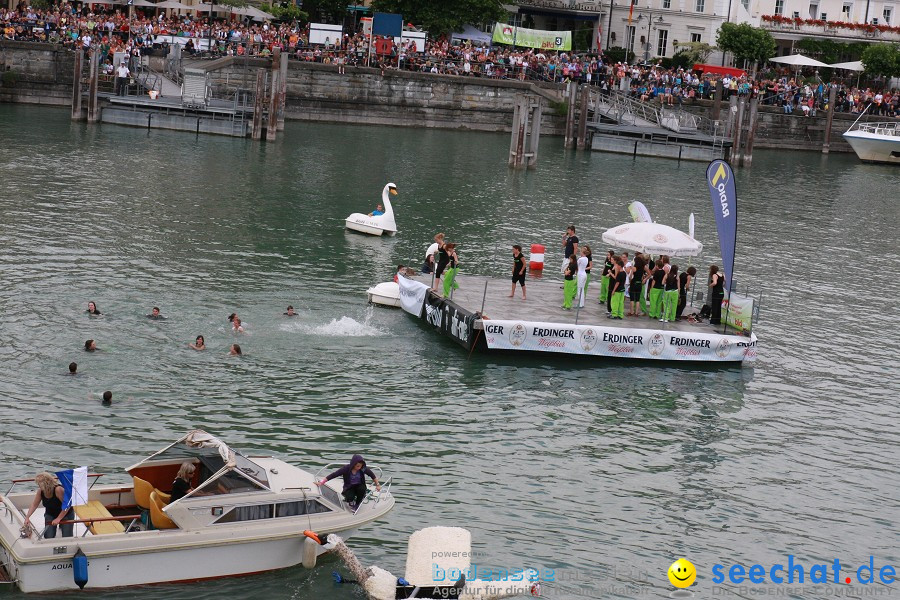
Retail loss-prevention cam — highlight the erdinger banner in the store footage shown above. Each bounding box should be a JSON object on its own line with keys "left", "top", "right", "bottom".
{"left": 706, "top": 160, "right": 737, "bottom": 292}
{"left": 423, "top": 295, "right": 476, "bottom": 351}
{"left": 483, "top": 320, "right": 757, "bottom": 362}
{"left": 397, "top": 276, "right": 429, "bottom": 317}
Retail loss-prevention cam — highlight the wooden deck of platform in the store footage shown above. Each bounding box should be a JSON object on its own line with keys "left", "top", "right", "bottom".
{"left": 413, "top": 273, "right": 731, "bottom": 335}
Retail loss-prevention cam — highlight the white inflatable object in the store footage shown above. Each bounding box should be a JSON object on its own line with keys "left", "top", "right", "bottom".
{"left": 346, "top": 183, "right": 399, "bottom": 236}
{"left": 363, "top": 566, "right": 397, "bottom": 600}
{"left": 366, "top": 281, "right": 401, "bottom": 307}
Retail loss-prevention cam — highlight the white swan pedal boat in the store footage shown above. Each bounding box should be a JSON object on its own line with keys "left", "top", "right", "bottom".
{"left": 0, "top": 430, "right": 394, "bottom": 593}
{"left": 346, "top": 183, "right": 399, "bottom": 236}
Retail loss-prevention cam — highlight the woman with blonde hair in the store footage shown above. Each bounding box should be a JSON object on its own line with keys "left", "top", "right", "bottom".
{"left": 170, "top": 462, "right": 197, "bottom": 502}
{"left": 24, "top": 472, "right": 74, "bottom": 538}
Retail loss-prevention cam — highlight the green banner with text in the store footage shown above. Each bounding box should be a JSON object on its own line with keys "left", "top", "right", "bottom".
{"left": 491, "top": 23, "right": 572, "bottom": 51}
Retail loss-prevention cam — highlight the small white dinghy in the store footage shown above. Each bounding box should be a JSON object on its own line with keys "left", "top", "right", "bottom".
{"left": 366, "top": 281, "right": 401, "bottom": 307}
{"left": 346, "top": 183, "right": 399, "bottom": 236}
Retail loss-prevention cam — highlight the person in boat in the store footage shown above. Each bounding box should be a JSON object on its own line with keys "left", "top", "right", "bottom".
{"left": 284, "top": 306, "right": 297, "bottom": 316}
{"left": 23, "top": 472, "right": 74, "bottom": 539}
{"left": 368, "top": 204, "right": 385, "bottom": 217}
{"left": 84, "top": 339, "right": 98, "bottom": 352}
{"left": 86, "top": 301, "right": 101, "bottom": 315}
{"left": 169, "top": 462, "right": 197, "bottom": 502}
{"left": 189, "top": 335, "right": 205, "bottom": 351}
{"left": 318, "top": 454, "right": 381, "bottom": 509}
{"left": 393, "top": 265, "right": 405, "bottom": 283}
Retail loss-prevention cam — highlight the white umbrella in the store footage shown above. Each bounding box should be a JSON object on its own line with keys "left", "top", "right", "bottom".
{"left": 155, "top": 0, "right": 193, "bottom": 8}
{"left": 601, "top": 222, "right": 703, "bottom": 257}
{"left": 195, "top": 2, "right": 231, "bottom": 11}
{"left": 769, "top": 54, "right": 830, "bottom": 68}
{"left": 830, "top": 60, "right": 864, "bottom": 71}
{"left": 230, "top": 5, "right": 272, "bottom": 20}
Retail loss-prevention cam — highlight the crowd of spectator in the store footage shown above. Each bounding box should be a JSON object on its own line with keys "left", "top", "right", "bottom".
{"left": 2, "top": 1, "right": 896, "bottom": 117}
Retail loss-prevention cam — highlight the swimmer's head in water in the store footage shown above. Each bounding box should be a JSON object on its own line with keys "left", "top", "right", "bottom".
{"left": 68, "top": 362, "right": 77, "bottom": 373}
{"left": 101, "top": 390, "right": 112, "bottom": 405}
{"left": 84, "top": 339, "right": 96, "bottom": 351}
{"left": 230, "top": 344, "right": 241, "bottom": 355}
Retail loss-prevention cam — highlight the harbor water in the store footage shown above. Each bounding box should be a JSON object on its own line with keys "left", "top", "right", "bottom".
{"left": 0, "top": 104, "right": 898, "bottom": 599}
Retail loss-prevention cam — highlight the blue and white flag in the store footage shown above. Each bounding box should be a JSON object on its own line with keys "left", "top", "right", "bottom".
{"left": 706, "top": 160, "right": 737, "bottom": 292}
{"left": 56, "top": 466, "right": 89, "bottom": 510}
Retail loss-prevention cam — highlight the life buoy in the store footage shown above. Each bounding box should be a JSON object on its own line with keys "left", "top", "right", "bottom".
{"left": 303, "top": 530, "right": 322, "bottom": 545}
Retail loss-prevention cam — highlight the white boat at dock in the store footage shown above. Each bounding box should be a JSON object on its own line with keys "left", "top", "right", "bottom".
{"left": 843, "top": 121, "right": 900, "bottom": 165}
{"left": 0, "top": 430, "right": 394, "bottom": 593}
{"left": 367, "top": 281, "right": 401, "bottom": 307}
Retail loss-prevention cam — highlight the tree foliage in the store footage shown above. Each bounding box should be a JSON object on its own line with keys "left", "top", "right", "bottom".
{"left": 301, "top": 0, "right": 347, "bottom": 23}
{"left": 795, "top": 39, "right": 865, "bottom": 63}
{"left": 262, "top": 2, "right": 309, "bottom": 22}
{"left": 861, "top": 43, "right": 900, "bottom": 78}
{"left": 369, "top": 0, "right": 505, "bottom": 35}
{"left": 716, "top": 23, "right": 776, "bottom": 64}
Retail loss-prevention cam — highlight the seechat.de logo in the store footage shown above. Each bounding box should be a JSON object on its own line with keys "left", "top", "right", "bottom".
{"left": 668, "top": 558, "right": 697, "bottom": 588}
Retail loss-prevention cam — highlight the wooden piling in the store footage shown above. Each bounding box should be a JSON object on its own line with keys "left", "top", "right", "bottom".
{"left": 732, "top": 97, "right": 745, "bottom": 166}
{"left": 266, "top": 70, "right": 278, "bottom": 141}
{"left": 277, "top": 51, "right": 288, "bottom": 131}
{"left": 711, "top": 79, "right": 724, "bottom": 122}
{"left": 822, "top": 84, "right": 837, "bottom": 154}
{"left": 251, "top": 69, "right": 265, "bottom": 140}
{"left": 564, "top": 82, "right": 576, "bottom": 149}
{"left": 509, "top": 95, "right": 523, "bottom": 167}
{"left": 527, "top": 98, "right": 542, "bottom": 169}
{"left": 71, "top": 49, "right": 83, "bottom": 121}
{"left": 86, "top": 49, "right": 100, "bottom": 123}
{"left": 742, "top": 97, "right": 758, "bottom": 167}
{"left": 576, "top": 85, "right": 589, "bottom": 150}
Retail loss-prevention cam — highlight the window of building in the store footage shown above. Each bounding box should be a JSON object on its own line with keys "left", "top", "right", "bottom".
{"left": 820, "top": 11, "right": 827, "bottom": 19}
{"left": 696, "top": 0, "right": 705, "bottom": 12}
{"left": 690, "top": 32, "right": 702, "bottom": 42}
{"left": 657, "top": 29, "right": 668, "bottom": 57}
{"left": 884, "top": 7, "right": 893, "bottom": 23}
{"left": 842, "top": 2, "right": 852, "bottom": 18}
{"left": 808, "top": 2, "right": 818, "bottom": 18}
{"left": 663, "top": 0, "right": 671, "bottom": 7}
{"left": 774, "top": 0, "right": 784, "bottom": 15}
{"left": 741, "top": 0, "right": 750, "bottom": 9}
{"left": 627, "top": 25, "right": 636, "bottom": 51}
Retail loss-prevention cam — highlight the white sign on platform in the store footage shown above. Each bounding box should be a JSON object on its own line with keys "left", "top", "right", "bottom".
{"left": 398, "top": 276, "right": 429, "bottom": 317}
{"left": 482, "top": 320, "right": 757, "bottom": 362}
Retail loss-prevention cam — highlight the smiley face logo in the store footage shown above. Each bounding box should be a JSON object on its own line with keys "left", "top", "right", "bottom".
{"left": 667, "top": 558, "right": 696, "bottom": 588}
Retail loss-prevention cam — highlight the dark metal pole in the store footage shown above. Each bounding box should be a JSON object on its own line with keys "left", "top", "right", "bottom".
{"left": 606, "top": 0, "right": 614, "bottom": 50}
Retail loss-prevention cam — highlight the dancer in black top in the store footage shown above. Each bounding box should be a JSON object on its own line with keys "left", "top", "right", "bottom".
{"left": 709, "top": 265, "right": 725, "bottom": 325}
{"left": 677, "top": 267, "right": 697, "bottom": 319}
{"left": 509, "top": 245, "right": 527, "bottom": 300}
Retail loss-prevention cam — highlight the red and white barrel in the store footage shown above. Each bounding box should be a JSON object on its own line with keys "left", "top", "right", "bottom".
{"left": 529, "top": 244, "right": 545, "bottom": 270}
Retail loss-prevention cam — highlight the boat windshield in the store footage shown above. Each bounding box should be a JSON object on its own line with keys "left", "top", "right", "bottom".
{"left": 137, "top": 439, "right": 269, "bottom": 488}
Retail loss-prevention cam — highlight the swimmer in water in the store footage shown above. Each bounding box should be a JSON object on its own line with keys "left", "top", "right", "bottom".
{"left": 284, "top": 306, "right": 296, "bottom": 317}
{"left": 68, "top": 362, "right": 77, "bottom": 375}
{"left": 147, "top": 307, "right": 165, "bottom": 320}
{"left": 189, "top": 335, "right": 205, "bottom": 351}
{"left": 84, "top": 339, "right": 97, "bottom": 352}
{"left": 101, "top": 391, "right": 112, "bottom": 406}
{"left": 87, "top": 301, "right": 101, "bottom": 315}
{"left": 229, "top": 343, "right": 242, "bottom": 356}
{"left": 232, "top": 318, "right": 244, "bottom": 333}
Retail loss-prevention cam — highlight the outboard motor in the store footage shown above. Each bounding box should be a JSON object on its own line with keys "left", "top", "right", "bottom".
{"left": 72, "top": 548, "right": 88, "bottom": 589}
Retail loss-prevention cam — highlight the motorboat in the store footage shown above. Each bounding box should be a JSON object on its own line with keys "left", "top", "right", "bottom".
{"left": 367, "top": 281, "right": 401, "bottom": 307}
{"left": 346, "top": 183, "right": 399, "bottom": 236}
{"left": 0, "top": 430, "right": 394, "bottom": 593}
{"left": 843, "top": 120, "right": 900, "bottom": 165}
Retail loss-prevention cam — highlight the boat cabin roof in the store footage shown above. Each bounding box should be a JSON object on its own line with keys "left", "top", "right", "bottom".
{"left": 126, "top": 430, "right": 270, "bottom": 496}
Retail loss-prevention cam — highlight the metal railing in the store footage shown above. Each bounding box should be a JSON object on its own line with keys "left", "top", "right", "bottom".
{"left": 854, "top": 121, "right": 900, "bottom": 135}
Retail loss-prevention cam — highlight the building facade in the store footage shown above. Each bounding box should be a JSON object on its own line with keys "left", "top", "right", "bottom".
{"left": 507, "top": 0, "right": 728, "bottom": 62}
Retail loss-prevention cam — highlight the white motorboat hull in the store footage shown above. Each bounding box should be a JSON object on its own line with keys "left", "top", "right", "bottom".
{"left": 345, "top": 214, "right": 396, "bottom": 236}
{"left": 367, "top": 281, "right": 401, "bottom": 307}
{"left": 843, "top": 129, "right": 900, "bottom": 164}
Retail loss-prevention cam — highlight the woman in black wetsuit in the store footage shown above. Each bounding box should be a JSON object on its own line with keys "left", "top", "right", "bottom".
{"left": 709, "top": 265, "right": 725, "bottom": 324}
{"left": 23, "top": 472, "right": 74, "bottom": 538}
{"left": 433, "top": 239, "right": 449, "bottom": 291}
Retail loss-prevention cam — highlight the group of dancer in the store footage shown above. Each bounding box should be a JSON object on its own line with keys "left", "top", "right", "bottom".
{"left": 558, "top": 226, "right": 726, "bottom": 324}
{"left": 422, "top": 232, "right": 461, "bottom": 297}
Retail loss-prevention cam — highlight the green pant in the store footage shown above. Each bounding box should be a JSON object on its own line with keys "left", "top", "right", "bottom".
{"left": 664, "top": 289, "right": 679, "bottom": 321}
{"left": 442, "top": 267, "right": 459, "bottom": 296}
{"left": 649, "top": 287, "right": 663, "bottom": 318}
{"left": 563, "top": 278, "right": 577, "bottom": 308}
{"left": 639, "top": 282, "right": 648, "bottom": 315}
{"left": 599, "top": 275, "right": 609, "bottom": 303}
{"left": 611, "top": 291, "right": 625, "bottom": 318}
